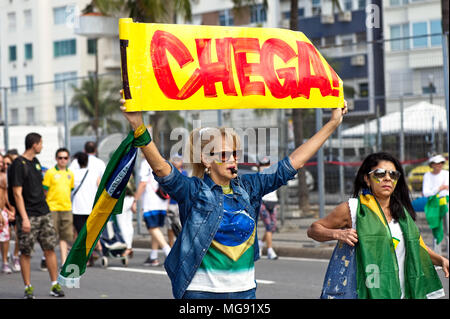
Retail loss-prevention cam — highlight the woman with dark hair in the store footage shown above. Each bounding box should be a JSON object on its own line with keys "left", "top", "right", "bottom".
{"left": 308, "top": 152, "right": 449, "bottom": 299}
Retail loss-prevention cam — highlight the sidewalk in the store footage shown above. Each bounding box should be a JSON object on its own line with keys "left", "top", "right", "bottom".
{"left": 132, "top": 207, "right": 448, "bottom": 260}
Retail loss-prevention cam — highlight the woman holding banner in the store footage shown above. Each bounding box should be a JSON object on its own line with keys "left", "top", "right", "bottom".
{"left": 308, "top": 152, "right": 449, "bottom": 299}
{"left": 120, "top": 91, "right": 347, "bottom": 299}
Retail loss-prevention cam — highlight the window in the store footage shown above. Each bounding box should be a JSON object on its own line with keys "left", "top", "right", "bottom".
{"left": 356, "top": 32, "right": 367, "bottom": 50}
{"left": 344, "top": 0, "right": 353, "bottom": 11}
{"left": 420, "top": 68, "right": 443, "bottom": 95}
{"left": 358, "top": 83, "right": 368, "bottom": 97}
{"left": 10, "top": 77, "right": 18, "bottom": 93}
{"left": 219, "top": 9, "right": 234, "bottom": 26}
{"left": 412, "top": 22, "right": 428, "bottom": 48}
{"left": 53, "top": 6, "right": 75, "bottom": 25}
{"left": 54, "top": 71, "right": 77, "bottom": 90}
{"left": 56, "top": 105, "right": 79, "bottom": 122}
{"left": 26, "top": 107, "right": 35, "bottom": 124}
{"left": 390, "top": 0, "right": 408, "bottom": 5}
{"left": 358, "top": 0, "right": 366, "bottom": 10}
{"left": 283, "top": 8, "right": 305, "bottom": 19}
{"left": 25, "top": 43, "right": 33, "bottom": 60}
{"left": 10, "top": 109, "right": 19, "bottom": 125}
{"left": 390, "top": 23, "right": 409, "bottom": 51}
{"left": 87, "top": 38, "right": 97, "bottom": 54}
{"left": 312, "top": 0, "right": 321, "bottom": 16}
{"left": 250, "top": 4, "right": 266, "bottom": 23}
{"left": 324, "top": 35, "right": 335, "bottom": 47}
{"left": 24, "top": 9, "right": 32, "bottom": 28}
{"left": 341, "top": 34, "right": 354, "bottom": 53}
{"left": 430, "top": 20, "right": 442, "bottom": 46}
{"left": 9, "top": 45, "right": 17, "bottom": 62}
{"left": 54, "top": 39, "right": 76, "bottom": 57}
{"left": 8, "top": 12, "right": 16, "bottom": 31}
{"left": 26, "top": 75, "right": 34, "bottom": 92}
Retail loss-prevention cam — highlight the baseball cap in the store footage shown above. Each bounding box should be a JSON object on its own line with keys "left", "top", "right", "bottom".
{"left": 429, "top": 154, "right": 446, "bottom": 164}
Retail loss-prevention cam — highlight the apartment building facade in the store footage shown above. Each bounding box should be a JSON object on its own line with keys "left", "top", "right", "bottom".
{"left": 0, "top": 0, "right": 120, "bottom": 128}
{"left": 383, "top": 0, "right": 445, "bottom": 113}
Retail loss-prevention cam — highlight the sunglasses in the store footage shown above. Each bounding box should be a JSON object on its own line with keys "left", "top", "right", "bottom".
{"left": 57, "top": 156, "right": 69, "bottom": 160}
{"left": 209, "top": 150, "right": 242, "bottom": 162}
{"left": 368, "top": 168, "right": 401, "bottom": 181}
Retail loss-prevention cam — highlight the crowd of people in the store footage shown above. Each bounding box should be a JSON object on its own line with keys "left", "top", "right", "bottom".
{"left": 0, "top": 92, "right": 448, "bottom": 299}
{"left": 0, "top": 135, "right": 135, "bottom": 299}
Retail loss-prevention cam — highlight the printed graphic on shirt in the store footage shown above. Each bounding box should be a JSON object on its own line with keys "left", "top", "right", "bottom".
{"left": 392, "top": 236, "right": 400, "bottom": 250}
{"left": 187, "top": 193, "right": 256, "bottom": 292}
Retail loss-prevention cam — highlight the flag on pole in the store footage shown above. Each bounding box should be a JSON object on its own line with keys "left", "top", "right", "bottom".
{"left": 58, "top": 125, "right": 150, "bottom": 288}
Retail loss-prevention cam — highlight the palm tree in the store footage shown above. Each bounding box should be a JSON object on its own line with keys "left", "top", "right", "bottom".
{"left": 70, "top": 76, "right": 123, "bottom": 136}
{"left": 84, "top": 0, "right": 193, "bottom": 153}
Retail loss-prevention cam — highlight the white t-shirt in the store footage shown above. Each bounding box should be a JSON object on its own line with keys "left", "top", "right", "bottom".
{"left": 388, "top": 219, "right": 406, "bottom": 299}
{"left": 139, "top": 160, "right": 169, "bottom": 212}
{"left": 262, "top": 190, "right": 278, "bottom": 202}
{"left": 422, "top": 170, "right": 449, "bottom": 198}
{"left": 72, "top": 167, "right": 100, "bottom": 215}
{"left": 69, "top": 154, "right": 106, "bottom": 182}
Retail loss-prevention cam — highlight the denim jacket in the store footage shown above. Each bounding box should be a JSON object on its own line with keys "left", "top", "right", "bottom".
{"left": 153, "top": 156, "right": 298, "bottom": 299}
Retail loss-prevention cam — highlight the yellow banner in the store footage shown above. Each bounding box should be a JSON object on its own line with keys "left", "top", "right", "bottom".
{"left": 119, "top": 18, "right": 344, "bottom": 111}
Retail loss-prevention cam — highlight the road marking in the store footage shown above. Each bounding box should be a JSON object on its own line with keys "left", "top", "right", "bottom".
{"left": 277, "top": 256, "right": 329, "bottom": 263}
{"left": 256, "top": 279, "right": 275, "bottom": 284}
{"left": 107, "top": 267, "right": 275, "bottom": 284}
{"left": 133, "top": 248, "right": 328, "bottom": 263}
{"left": 108, "top": 267, "right": 167, "bottom": 275}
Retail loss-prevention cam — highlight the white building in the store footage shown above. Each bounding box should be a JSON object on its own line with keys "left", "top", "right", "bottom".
{"left": 0, "top": 0, "right": 121, "bottom": 125}
{"left": 0, "top": 0, "right": 121, "bottom": 164}
{"left": 383, "top": 0, "right": 445, "bottom": 113}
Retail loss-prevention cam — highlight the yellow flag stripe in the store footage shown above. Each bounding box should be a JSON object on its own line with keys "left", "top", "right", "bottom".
{"left": 85, "top": 190, "right": 118, "bottom": 256}
{"left": 360, "top": 194, "right": 387, "bottom": 227}
{"left": 211, "top": 228, "right": 256, "bottom": 262}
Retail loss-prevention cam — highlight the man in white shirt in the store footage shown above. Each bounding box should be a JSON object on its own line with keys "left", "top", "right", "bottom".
{"left": 133, "top": 158, "right": 171, "bottom": 266}
{"left": 422, "top": 154, "right": 449, "bottom": 254}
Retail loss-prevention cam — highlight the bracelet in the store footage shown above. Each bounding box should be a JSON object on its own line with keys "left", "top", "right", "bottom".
{"left": 133, "top": 124, "right": 152, "bottom": 147}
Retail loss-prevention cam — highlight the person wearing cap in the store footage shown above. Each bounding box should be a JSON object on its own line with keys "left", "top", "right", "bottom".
{"left": 423, "top": 154, "right": 449, "bottom": 254}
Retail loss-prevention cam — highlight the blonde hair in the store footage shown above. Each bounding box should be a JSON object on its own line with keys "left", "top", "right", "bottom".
{"left": 188, "top": 127, "right": 241, "bottom": 178}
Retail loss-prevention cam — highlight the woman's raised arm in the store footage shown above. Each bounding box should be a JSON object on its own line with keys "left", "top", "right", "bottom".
{"left": 289, "top": 101, "right": 347, "bottom": 170}
{"left": 120, "top": 92, "right": 171, "bottom": 177}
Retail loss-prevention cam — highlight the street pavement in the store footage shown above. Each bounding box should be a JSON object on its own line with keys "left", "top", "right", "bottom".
{"left": 0, "top": 206, "right": 448, "bottom": 301}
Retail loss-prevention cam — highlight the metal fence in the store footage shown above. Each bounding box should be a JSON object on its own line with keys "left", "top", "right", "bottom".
{"left": 0, "top": 33, "right": 448, "bottom": 223}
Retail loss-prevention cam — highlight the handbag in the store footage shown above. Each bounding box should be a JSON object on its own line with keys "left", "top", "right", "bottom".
{"left": 71, "top": 169, "right": 89, "bottom": 201}
{"left": 320, "top": 198, "right": 358, "bottom": 299}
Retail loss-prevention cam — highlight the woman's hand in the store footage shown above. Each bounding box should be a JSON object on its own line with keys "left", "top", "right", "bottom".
{"left": 329, "top": 100, "right": 348, "bottom": 126}
{"left": 335, "top": 228, "right": 358, "bottom": 247}
{"left": 120, "top": 90, "right": 144, "bottom": 130}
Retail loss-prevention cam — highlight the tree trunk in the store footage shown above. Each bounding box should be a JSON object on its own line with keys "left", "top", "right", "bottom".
{"left": 290, "top": 0, "right": 310, "bottom": 214}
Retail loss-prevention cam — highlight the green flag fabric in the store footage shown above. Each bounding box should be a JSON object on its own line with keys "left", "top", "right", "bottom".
{"left": 425, "top": 195, "right": 449, "bottom": 244}
{"left": 356, "top": 193, "right": 444, "bottom": 299}
{"left": 58, "top": 126, "right": 151, "bottom": 288}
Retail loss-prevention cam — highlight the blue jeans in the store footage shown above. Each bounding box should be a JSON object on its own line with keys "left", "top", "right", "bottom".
{"left": 182, "top": 288, "right": 256, "bottom": 299}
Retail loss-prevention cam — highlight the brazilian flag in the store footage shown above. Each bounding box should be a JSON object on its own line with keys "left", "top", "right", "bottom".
{"left": 425, "top": 195, "right": 449, "bottom": 245}
{"left": 356, "top": 194, "right": 444, "bottom": 299}
{"left": 58, "top": 126, "right": 150, "bottom": 288}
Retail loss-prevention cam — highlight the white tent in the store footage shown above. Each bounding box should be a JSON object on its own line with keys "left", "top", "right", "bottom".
{"left": 342, "top": 101, "right": 448, "bottom": 137}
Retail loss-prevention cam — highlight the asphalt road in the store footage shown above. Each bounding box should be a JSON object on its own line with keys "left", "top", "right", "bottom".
{"left": 0, "top": 246, "right": 448, "bottom": 300}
